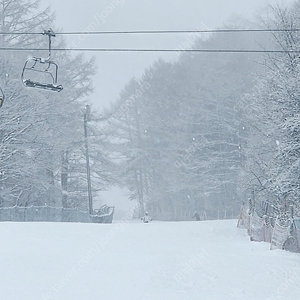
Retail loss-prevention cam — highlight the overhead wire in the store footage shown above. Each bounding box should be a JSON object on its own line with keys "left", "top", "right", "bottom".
{"left": 0, "top": 28, "right": 299, "bottom": 53}
{"left": 0, "top": 47, "right": 298, "bottom": 53}
{"left": 59, "top": 28, "right": 300, "bottom": 35}
{"left": 1, "top": 28, "right": 300, "bottom": 35}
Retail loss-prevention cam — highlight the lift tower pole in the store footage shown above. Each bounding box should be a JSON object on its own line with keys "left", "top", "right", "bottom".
{"left": 84, "top": 105, "right": 93, "bottom": 215}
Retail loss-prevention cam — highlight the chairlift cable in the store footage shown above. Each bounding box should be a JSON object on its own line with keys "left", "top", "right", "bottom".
{"left": 1, "top": 28, "right": 300, "bottom": 35}
{"left": 55, "top": 28, "right": 300, "bottom": 35}
{"left": 0, "top": 47, "right": 299, "bottom": 53}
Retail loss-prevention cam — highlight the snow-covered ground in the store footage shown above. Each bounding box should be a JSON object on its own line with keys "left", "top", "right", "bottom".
{"left": 1, "top": 219, "right": 299, "bottom": 300}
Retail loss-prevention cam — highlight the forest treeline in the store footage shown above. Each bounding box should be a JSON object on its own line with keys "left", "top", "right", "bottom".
{"left": 103, "top": 1, "right": 300, "bottom": 220}
{"left": 0, "top": 0, "right": 114, "bottom": 211}
{"left": 1, "top": 0, "right": 300, "bottom": 220}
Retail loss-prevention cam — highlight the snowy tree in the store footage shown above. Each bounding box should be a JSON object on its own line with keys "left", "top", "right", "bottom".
{"left": 239, "top": 0, "right": 300, "bottom": 216}
{"left": 0, "top": 0, "right": 111, "bottom": 213}
{"left": 104, "top": 17, "right": 264, "bottom": 220}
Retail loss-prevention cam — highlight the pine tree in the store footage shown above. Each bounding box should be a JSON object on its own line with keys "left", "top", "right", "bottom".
{"left": 0, "top": 0, "right": 102, "bottom": 211}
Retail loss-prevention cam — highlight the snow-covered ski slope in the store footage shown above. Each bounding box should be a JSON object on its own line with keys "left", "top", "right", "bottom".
{"left": 1, "top": 219, "right": 299, "bottom": 300}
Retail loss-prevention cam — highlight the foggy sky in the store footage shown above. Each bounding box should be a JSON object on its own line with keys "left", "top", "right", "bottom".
{"left": 40, "top": 0, "right": 294, "bottom": 112}
{"left": 39, "top": 0, "right": 294, "bottom": 210}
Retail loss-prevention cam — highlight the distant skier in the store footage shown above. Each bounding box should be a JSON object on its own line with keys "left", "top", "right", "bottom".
{"left": 192, "top": 211, "right": 200, "bottom": 221}
{"left": 141, "top": 211, "right": 152, "bottom": 223}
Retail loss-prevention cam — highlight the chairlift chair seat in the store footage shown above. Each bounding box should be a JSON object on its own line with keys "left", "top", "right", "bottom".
{"left": 21, "top": 29, "right": 63, "bottom": 92}
{"left": 23, "top": 79, "right": 63, "bottom": 92}
{"left": 21, "top": 57, "right": 63, "bottom": 92}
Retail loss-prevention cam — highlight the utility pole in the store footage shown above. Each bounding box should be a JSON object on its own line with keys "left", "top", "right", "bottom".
{"left": 84, "top": 105, "right": 93, "bottom": 215}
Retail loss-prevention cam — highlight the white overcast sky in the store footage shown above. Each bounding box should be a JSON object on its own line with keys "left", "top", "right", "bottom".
{"left": 40, "top": 0, "right": 294, "bottom": 112}
{"left": 39, "top": 0, "right": 293, "bottom": 209}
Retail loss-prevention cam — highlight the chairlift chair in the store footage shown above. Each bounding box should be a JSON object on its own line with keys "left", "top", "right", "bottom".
{"left": 0, "top": 87, "right": 4, "bottom": 108}
{"left": 21, "top": 29, "right": 63, "bottom": 92}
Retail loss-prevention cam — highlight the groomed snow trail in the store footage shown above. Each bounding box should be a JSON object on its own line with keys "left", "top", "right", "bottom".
{"left": 0, "top": 220, "right": 299, "bottom": 300}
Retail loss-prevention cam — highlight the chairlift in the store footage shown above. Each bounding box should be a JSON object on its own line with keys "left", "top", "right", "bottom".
{"left": 21, "top": 29, "right": 63, "bottom": 92}
{"left": 0, "top": 87, "right": 4, "bottom": 108}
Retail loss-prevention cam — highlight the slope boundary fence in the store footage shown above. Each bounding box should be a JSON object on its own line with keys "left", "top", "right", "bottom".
{"left": 237, "top": 203, "right": 300, "bottom": 253}
{"left": 0, "top": 205, "right": 114, "bottom": 223}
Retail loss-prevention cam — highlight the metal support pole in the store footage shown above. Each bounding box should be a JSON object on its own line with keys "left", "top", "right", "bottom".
{"left": 43, "top": 28, "right": 55, "bottom": 61}
{"left": 84, "top": 105, "right": 93, "bottom": 215}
